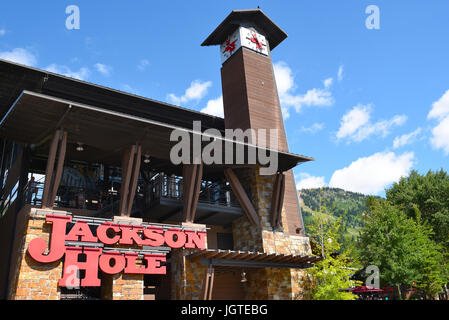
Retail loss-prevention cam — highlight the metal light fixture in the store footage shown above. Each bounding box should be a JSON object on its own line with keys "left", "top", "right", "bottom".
{"left": 240, "top": 271, "right": 247, "bottom": 283}
{"left": 76, "top": 142, "right": 84, "bottom": 152}
{"left": 143, "top": 154, "right": 150, "bottom": 164}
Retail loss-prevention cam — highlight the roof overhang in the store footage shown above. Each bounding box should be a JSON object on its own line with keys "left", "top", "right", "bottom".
{"left": 202, "top": 9, "right": 288, "bottom": 50}
{"left": 188, "top": 249, "right": 321, "bottom": 269}
{"left": 0, "top": 91, "right": 313, "bottom": 173}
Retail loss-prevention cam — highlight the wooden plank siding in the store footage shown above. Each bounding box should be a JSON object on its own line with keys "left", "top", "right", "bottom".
{"left": 221, "top": 47, "right": 306, "bottom": 235}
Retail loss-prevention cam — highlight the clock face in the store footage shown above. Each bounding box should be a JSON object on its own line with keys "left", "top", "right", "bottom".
{"left": 241, "top": 28, "right": 269, "bottom": 56}
{"left": 220, "top": 28, "right": 241, "bottom": 63}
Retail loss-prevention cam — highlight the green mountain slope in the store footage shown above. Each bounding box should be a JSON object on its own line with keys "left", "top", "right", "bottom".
{"left": 299, "top": 188, "right": 375, "bottom": 244}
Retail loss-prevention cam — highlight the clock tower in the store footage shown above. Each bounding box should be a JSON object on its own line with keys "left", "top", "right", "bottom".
{"left": 202, "top": 9, "right": 307, "bottom": 236}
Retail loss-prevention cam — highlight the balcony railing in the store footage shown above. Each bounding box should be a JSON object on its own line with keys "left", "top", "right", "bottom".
{"left": 21, "top": 172, "right": 247, "bottom": 215}
{"left": 145, "top": 174, "right": 242, "bottom": 209}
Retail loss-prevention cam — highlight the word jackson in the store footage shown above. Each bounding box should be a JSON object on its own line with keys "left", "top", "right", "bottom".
{"left": 27, "top": 214, "right": 206, "bottom": 287}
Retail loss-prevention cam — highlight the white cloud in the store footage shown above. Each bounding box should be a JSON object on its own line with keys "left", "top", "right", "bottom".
{"left": 336, "top": 104, "right": 371, "bottom": 140}
{"left": 329, "top": 151, "right": 415, "bottom": 195}
{"left": 0, "top": 29, "right": 6, "bottom": 36}
{"left": 336, "top": 104, "right": 407, "bottom": 143}
{"left": 0, "top": 48, "right": 37, "bottom": 66}
{"left": 393, "top": 128, "right": 422, "bottom": 149}
{"left": 94, "top": 63, "right": 112, "bottom": 76}
{"left": 338, "top": 65, "right": 344, "bottom": 82}
{"left": 428, "top": 90, "right": 449, "bottom": 155}
{"left": 168, "top": 80, "right": 212, "bottom": 105}
{"left": 427, "top": 89, "right": 449, "bottom": 121}
{"left": 201, "top": 96, "right": 223, "bottom": 117}
{"left": 300, "top": 123, "right": 325, "bottom": 134}
{"left": 273, "top": 61, "right": 334, "bottom": 119}
{"left": 296, "top": 173, "right": 327, "bottom": 190}
{"left": 430, "top": 115, "right": 449, "bottom": 155}
{"left": 323, "top": 78, "right": 333, "bottom": 88}
{"left": 138, "top": 59, "right": 150, "bottom": 71}
{"left": 46, "top": 64, "right": 90, "bottom": 80}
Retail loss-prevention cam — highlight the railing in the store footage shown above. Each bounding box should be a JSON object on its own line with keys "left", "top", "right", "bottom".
{"left": 24, "top": 181, "right": 107, "bottom": 211}
{"left": 146, "top": 174, "right": 243, "bottom": 209}
{"left": 19, "top": 172, "right": 247, "bottom": 214}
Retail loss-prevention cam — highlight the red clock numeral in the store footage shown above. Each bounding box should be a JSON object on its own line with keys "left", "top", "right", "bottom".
{"left": 224, "top": 39, "right": 237, "bottom": 53}
{"left": 250, "top": 34, "right": 263, "bottom": 49}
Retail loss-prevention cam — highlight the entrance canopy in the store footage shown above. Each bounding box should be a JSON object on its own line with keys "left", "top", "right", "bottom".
{"left": 188, "top": 249, "right": 321, "bottom": 269}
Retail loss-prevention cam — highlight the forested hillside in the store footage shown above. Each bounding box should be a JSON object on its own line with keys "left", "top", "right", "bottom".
{"left": 299, "top": 187, "right": 375, "bottom": 245}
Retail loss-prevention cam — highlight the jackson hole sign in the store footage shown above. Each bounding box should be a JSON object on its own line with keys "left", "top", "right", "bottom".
{"left": 27, "top": 214, "right": 207, "bottom": 287}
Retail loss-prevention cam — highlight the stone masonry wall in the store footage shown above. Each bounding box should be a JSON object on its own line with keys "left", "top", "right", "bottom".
{"left": 9, "top": 208, "right": 146, "bottom": 300}
{"left": 231, "top": 168, "right": 312, "bottom": 300}
{"left": 9, "top": 209, "right": 62, "bottom": 300}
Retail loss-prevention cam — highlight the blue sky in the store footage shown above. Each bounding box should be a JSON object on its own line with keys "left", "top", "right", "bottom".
{"left": 1, "top": 1, "right": 448, "bottom": 196}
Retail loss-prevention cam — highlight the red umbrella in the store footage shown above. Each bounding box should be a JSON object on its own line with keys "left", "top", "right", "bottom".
{"left": 351, "top": 286, "right": 384, "bottom": 293}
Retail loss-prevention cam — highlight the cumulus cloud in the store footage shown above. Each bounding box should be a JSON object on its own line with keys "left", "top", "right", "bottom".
{"left": 300, "top": 123, "right": 325, "bottom": 134}
{"left": 393, "top": 128, "right": 422, "bottom": 149}
{"left": 168, "top": 80, "right": 212, "bottom": 106}
{"left": 273, "top": 61, "right": 334, "bottom": 119}
{"left": 428, "top": 89, "right": 449, "bottom": 121}
{"left": 428, "top": 90, "right": 449, "bottom": 155}
{"left": 46, "top": 64, "right": 90, "bottom": 80}
{"left": 336, "top": 104, "right": 407, "bottom": 143}
{"left": 430, "top": 117, "right": 449, "bottom": 155}
{"left": 201, "top": 96, "right": 223, "bottom": 117}
{"left": 94, "top": 63, "right": 112, "bottom": 76}
{"left": 0, "top": 48, "right": 37, "bottom": 66}
{"left": 323, "top": 78, "right": 333, "bottom": 89}
{"left": 329, "top": 151, "right": 415, "bottom": 195}
{"left": 296, "top": 173, "right": 327, "bottom": 190}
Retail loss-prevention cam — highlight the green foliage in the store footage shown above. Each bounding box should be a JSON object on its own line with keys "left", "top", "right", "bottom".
{"left": 358, "top": 199, "right": 448, "bottom": 298}
{"left": 305, "top": 205, "right": 361, "bottom": 300}
{"left": 386, "top": 169, "right": 449, "bottom": 246}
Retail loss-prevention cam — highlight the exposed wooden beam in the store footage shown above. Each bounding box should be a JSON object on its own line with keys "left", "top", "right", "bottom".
{"left": 119, "top": 145, "right": 137, "bottom": 216}
{"left": 126, "top": 145, "right": 142, "bottom": 216}
{"left": 182, "top": 163, "right": 203, "bottom": 223}
{"left": 270, "top": 172, "right": 285, "bottom": 228}
{"left": 201, "top": 265, "right": 214, "bottom": 300}
{"left": 41, "top": 130, "right": 60, "bottom": 209}
{"left": 48, "top": 131, "right": 67, "bottom": 208}
{"left": 224, "top": 168, "right": 260, "bottom": 227}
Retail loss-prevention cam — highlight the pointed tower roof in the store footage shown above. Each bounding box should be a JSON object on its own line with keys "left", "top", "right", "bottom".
{"left": 201, "top": 9, "right": 288, "bottom": 50}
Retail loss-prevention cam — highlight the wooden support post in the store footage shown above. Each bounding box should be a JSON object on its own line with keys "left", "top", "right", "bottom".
{"left": 201, "top": 265, "right": 215, "bottom": 300}
{"left": 126, "top": 145, "right": 142, "bottom": 216}
{"left": 224, "top": 168, "right": 260, "bottom": 227}
{"left": 119, "top": 144, "right": 142, "bottom": 217}
{"left": 270, "top": 172, "right": 285, "bottom": 228}
{"left": 41, "top": 130, "right": 67, "bottom": 209}
{"left": 182, "top": 163, "right": 203, "bottom": 223}
{"left": 48, "top": 131, "right": 67, "bottom": 208}
{"left": 41, "top": 130, "right": 60, "bottom": 208}
{"left": 119, "top": 145, "right": 135, "bottom": 216}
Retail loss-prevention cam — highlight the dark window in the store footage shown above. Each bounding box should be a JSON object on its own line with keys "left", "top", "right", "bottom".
{"left": 216, "top": 233, "right": 234, "bottom": 250}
